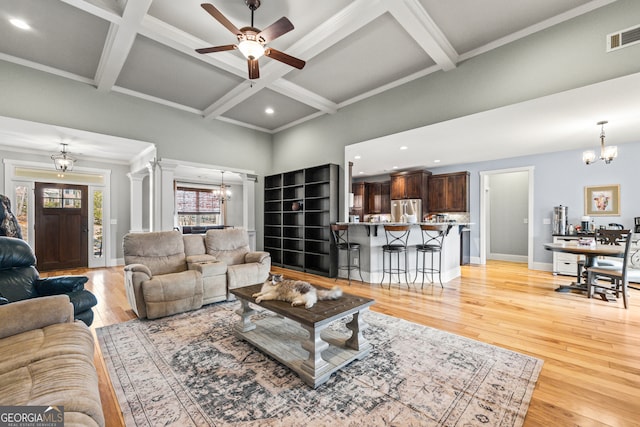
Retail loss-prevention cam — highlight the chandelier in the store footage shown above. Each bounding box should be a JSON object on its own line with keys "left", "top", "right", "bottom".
{"left": 51, "top": 143, "right": 76, "bottom": 173}
{"left": 215, "top": 171, "right": 232, "bottom": 202}
{"left": 583, "top": 120, "right": 617, "bottom": 165}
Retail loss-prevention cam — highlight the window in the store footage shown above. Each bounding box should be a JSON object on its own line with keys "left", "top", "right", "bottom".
{"left": 14, "top": 185, "right": 29, "bottom": 241}
{"left": 176, "top": 186, "right": 221, "bottom": 226}
{"left": 42, "top": 188, "right": 82, "bottom": 208}
{"left": 93, "top": 190, "right": 103, "bottom": 258}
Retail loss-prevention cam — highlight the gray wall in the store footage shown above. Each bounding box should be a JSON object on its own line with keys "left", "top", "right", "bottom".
{"left": 489, "top": 171, "right": 528, "bottom": 258}
{"left": 271, "top": 0, "right": 640, "bottom": 173}
{"left": 0, "top": 60, "right": 273, "bottom": 257}
{"left": 427, "top": 141, "right": 640, "bottom": 267}
{"left": 1, "top": 1, "right": 640, "bottom": 267}
{"left": 0, "top": 148, "right": 131, "bottom": 262}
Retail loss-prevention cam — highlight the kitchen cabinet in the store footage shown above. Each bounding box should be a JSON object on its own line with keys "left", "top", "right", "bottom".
{"left": 350, "top": 182, "right": 365, "bottom": 217}
{"left": 264, "top": 164, "right": 339, "bottom": 277}
{"left": 552, "top": 235, "right": 585, "bottom": 276}
{"left": 391, "top": 171, "right": 429, "bottom": 199}
{"left": 366, "top": 181, "right": 390, "bottom": 214}
{"left": 428, "top": 171, "right": 470, "bottom": 212}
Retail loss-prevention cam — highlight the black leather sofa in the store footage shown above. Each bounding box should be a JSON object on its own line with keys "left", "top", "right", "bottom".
{"left": 0, "top": 236, "right": 97, "bottom": 326}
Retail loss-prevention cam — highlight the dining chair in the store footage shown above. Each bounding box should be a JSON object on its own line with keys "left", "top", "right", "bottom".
{"left": 586, "top": 231, "right": 634, "bottom": 309}
{"left": 576, "top": 228, "right": 630, "bottom": 283}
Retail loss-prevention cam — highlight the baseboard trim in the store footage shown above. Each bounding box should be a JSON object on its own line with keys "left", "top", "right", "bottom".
{"left": 488, "top": 253, "right": 528, "bottom": 263}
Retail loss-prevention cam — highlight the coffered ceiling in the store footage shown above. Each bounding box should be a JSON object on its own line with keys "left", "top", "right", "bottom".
{"left": 0, "top": 0, "right": 616, "bottom": 136}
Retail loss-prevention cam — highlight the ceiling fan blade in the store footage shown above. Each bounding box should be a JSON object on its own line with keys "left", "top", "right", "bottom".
{"left": 257, "top": 17, "right": 294, "bottom": 43}
{"left": 201, "top": 3, "right": 241, "bottom": 35}
{"left": 196, "top": 44, "right": 237, "bottom": 54}
{"left": 248, "top": 58, "right": 260, "bottom": 80}
{"left": 264, "top": 48, "right": 305, "bottom": 70}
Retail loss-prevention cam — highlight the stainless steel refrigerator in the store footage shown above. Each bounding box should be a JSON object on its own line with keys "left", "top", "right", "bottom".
{"left": 390, "top": 199, "right": 421, "bottom": 223}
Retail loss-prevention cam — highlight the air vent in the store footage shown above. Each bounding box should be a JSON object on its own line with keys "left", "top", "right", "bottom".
{"left": 607, "top": 24, "right": 640, "bottom": 52}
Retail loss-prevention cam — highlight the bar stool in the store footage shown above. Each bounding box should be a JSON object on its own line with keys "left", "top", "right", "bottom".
{"left": 330, "top": 224, "right": 363, "bottom": 285}
{"left": 380, "top": 225, "right": 411, "bottom": 289}
{"left": 414, "top": 224, "right": 450, "bottom": 288}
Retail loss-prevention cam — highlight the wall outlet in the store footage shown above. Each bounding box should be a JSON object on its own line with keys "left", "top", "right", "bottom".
{"left": 353, "top": 257, "right": 359, "bottom": 266}
{"left": 543, "top": 218, "right": 551, "bottom": 225}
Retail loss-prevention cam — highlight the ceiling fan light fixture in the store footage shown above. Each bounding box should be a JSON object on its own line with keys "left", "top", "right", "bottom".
{"left": 238, "top": 39, "right": 265, "bottom": 60}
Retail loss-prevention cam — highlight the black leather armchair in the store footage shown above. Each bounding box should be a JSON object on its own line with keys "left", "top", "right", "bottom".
{"left": 0, "top": 236, "right": 97, "bottom": 326}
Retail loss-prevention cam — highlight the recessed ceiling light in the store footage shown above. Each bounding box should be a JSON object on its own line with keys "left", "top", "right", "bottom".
{"left": 392, "top": 166, "right": 398, "bottom": 169}
{"left": 359, "top": 171, "right": 364, "bottom": 174}
{"left": 265, "top": 107, "right": 274, "bottom": 115}
{"left": 10, "top": 18, "right": 31, "bottom": 30}
{"left": 354, "top": 155, "right": 361, "bottom": 159}
{"left": 400, "top": 146, "right": 408, "bottom": 150}
{"left": 434, "top": 159, "right": 441, "bottom": 163}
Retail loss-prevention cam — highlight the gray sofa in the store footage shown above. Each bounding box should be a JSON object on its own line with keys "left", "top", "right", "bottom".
{"left": 0, "top": 295, "right": 104, "bottom": 427}
{"left": 123, "top": 228, "right": 270, "bottom": 319}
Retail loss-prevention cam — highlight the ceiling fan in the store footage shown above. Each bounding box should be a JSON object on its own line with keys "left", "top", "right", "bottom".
{"left": 196, "top": 1, "right": 306, "bottom": 80}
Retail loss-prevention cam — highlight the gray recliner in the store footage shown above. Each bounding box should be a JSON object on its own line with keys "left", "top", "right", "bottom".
{"left": 123, "top": 228, "right": 270, "bottom": 319}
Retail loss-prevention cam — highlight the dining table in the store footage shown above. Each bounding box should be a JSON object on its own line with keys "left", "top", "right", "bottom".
{"left": 544, "top": 241, "right": 626, "bottom": 301}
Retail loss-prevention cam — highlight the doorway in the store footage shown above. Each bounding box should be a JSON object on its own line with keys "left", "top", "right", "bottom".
{"left": 35, "top": 182, "right": 88, "bottom": 271}
{"left": 479, "top": 167, "right": 534, "bottom": 268}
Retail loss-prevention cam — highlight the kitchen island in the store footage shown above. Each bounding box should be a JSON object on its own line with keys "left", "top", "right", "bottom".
{"left": 335, "top": 222, "right": 468, "bottom": 285}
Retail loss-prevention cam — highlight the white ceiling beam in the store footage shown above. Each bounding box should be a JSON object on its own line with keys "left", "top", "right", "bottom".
{"left": 387, "top": 0, "right": 458, "bottom": 71}
{"left": 270, "top": 80, "right": 338, "bottom": 114}
{"left": 59, "top": 0, "right": 122, "bottom": 24}
{"left": 202, "top": 0, "right": 387, "bottom": 120}
{"left": 139, "top": 15, "right": 247, "bottom": 78}
{"left": 281, "top": 0, "right": 388, "bottom": 61}
{"left": 0, "top": 52, "right": 95, "bottom": 86}
{"left": 94, "top": 0, "right": 153, "bottom": 92}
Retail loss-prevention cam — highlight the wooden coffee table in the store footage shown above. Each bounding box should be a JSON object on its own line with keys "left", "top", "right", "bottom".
{"left": 230, "top": 284, "right": 375, "bottom": 388}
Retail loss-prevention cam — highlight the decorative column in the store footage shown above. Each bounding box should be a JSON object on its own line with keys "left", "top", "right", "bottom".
{"left": 242, "top": 174, "right": 257, "bottom": 250}
{"left": 126, "top": 171, "right": 147, "bottom": 233}
{"left": 242, "top": 174, "right": 257, "bottom": 231}
{"left": 147, "top": 161, "right": 157, "bottom": 231}
{"left": 157, "top": 159, "right": 179, "bottom": 231}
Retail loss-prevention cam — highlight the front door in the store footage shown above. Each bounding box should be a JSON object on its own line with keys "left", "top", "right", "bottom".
{"left": 35, "top": 183, "right": 88, "bottom": 271}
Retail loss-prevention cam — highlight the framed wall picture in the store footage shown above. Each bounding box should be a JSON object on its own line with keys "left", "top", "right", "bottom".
{"left": 584, "top": 184, "right": 620, "bottom": 216}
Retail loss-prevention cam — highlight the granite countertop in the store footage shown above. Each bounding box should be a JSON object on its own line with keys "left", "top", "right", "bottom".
{"left": 338, "top": 221, "right": 473, "bottom": 226}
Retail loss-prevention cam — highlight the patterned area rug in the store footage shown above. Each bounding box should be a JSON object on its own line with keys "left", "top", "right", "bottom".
{"left": 97, "top": 302, "right": 542, "bottom": 426}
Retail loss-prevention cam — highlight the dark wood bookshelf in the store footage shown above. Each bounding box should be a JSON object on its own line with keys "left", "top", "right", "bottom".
{"left": 264, "top": 164, "right": 339, "bottom": 277}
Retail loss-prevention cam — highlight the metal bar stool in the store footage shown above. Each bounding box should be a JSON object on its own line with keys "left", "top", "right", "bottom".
{"left": 414, "top": 224, "right": 451, "bottom": 288}
{"left": 330, "top": 224, "right": 363, "bottom": 285}
{"left": 380, "top": 225, "right": 411, "bottom": 289}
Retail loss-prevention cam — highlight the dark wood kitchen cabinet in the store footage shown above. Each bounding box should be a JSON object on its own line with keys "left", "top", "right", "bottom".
{"left": 390, "top": 170, "right": 430, "bottom": 200}
{"left": 350, "top": 182, "right": 365, "bottom": 217}
{"left": 366, "top": 181, "right": 390, "bottom": 214}
{"left": 428, "top": 171, "right": 470, "bottom": 212}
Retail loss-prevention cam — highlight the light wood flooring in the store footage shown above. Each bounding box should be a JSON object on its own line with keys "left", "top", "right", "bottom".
{"left": 44, "top": 261, "right": 640, "bottom": 426}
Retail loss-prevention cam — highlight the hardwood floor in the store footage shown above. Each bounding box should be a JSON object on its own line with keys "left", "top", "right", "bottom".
{"left": 45, "top": 261, "right": 640, "bottom": 426}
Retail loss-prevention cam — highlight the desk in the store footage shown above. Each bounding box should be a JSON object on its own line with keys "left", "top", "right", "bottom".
{"left": 544, "top": 242, "right": 625, "bottom": 300}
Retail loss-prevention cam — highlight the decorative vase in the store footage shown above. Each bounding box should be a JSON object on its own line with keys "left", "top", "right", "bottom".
{"left": 292, "top": 202, "right": 302, "bottom": 211}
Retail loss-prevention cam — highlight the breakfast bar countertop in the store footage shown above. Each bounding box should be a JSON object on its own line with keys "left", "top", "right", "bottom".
{"left": 333, "top": 222, "right": 471, "bottom": 285}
